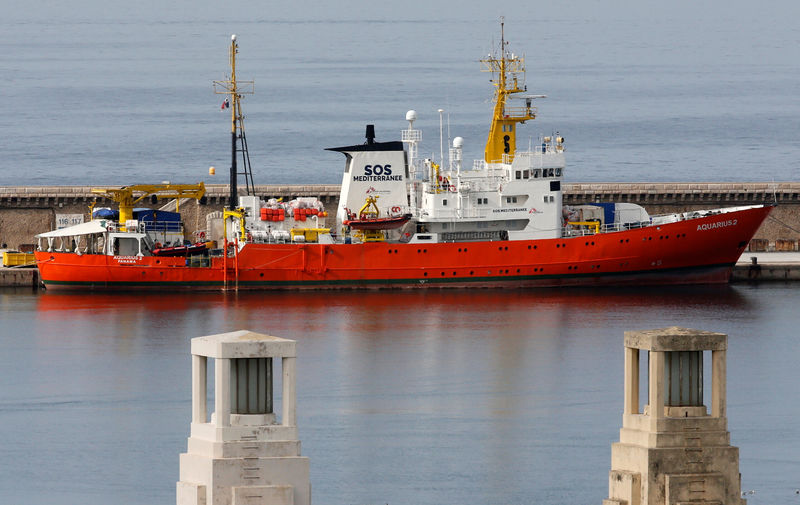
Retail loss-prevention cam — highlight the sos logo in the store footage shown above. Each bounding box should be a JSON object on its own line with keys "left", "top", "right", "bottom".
{"left": 363, "top": 164, "right": 392, "bottom": 176}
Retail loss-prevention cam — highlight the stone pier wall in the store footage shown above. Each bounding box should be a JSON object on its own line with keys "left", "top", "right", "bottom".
{"left": 1, "top": 182, "right": 798, "bottom": 250}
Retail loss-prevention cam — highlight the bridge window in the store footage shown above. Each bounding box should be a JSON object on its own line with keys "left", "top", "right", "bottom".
{"left": 555, "top": 168, "right": 562, "bottom": 177}
{"left": 113, "top": 237, "right": 140, "bottom": 256}
{"left": 515, "top": 170, "right": 522, "bottom": 180}
{"left": 523, "top": 170, "right": 530, "bottom": 179}
{"left": 533, "top": 169, "right": 541, "bottom": 178}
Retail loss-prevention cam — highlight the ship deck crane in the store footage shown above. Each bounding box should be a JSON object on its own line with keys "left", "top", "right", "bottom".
{"left": 90, "top": 183, "right": 206, "bottom": 230}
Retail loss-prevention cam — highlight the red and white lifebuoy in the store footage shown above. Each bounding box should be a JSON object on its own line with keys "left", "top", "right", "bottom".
{"left": 391, "top": 206, "right": 402, "bottom": 214}
{"left": 449, "top": 185, "right": 457, "bottom": 192}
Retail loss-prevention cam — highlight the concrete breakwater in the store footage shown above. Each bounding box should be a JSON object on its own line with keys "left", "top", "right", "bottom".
{"left": 1, "top": 182, "right": 799, "bottom": 251}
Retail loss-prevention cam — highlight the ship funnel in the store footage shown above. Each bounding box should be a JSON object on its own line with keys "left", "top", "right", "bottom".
{"left": 365, "top": 124, "right": 376, "bottom": 145}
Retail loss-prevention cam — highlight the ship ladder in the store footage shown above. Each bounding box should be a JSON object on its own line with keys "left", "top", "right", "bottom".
{"left": 222, "top": 238, "right": 240, "bottom": 292}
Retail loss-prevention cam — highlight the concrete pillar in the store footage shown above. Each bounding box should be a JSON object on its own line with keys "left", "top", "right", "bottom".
{"left": 604, "top": 327, "right": 744, "bottom": 505}
{"left": 179, "top": 330, "right": 310, "bottom": 505}
{"left": 624, "top": 347, "right": 639, "bottom": 415}
{"left": 214, "top": 357, "right": 230, "bottom": 428}
{"left": 649, "top": 350, "right": 664, "bottom": 427}
{"left": 712, "top": 349, "right": 726, "bottom": 418}
{"left": 191, "top": 354, "right": 206, "bottom": 424}
{"left": 282, "top": 356, "right": 296, "bottom": 427}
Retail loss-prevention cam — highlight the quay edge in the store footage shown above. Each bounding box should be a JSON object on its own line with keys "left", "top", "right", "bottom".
{"left": 0, "top": 267, "right": 39, "bottom": 288}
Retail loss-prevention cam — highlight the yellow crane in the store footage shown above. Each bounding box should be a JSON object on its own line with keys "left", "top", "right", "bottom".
{"left": 90, "top": 183, "right": 206, "bottom": 230}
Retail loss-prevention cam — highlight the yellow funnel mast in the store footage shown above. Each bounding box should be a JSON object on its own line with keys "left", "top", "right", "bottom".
{"left": 481, "top": 18, "right": 537, "bottom": 163}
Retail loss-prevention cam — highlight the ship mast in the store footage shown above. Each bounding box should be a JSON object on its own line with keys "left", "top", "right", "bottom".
{"left": 481, "top": 18, "right": 538, "bottom": 164}
{"left": 214, "top": 34, "right": 255, "bottom": 208}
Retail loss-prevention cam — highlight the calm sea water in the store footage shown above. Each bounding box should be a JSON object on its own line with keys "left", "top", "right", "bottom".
{"left": 2, "top": 2, "right": 800, "bottom": 504}
{"left": 1, "top": 284, "right": 799, "bottom": 505}
{"left": 1, "top": 1, "right": 799, "bottom": 187}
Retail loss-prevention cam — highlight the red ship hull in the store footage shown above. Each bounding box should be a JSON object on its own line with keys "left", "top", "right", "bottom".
{"left": 35, "top": 205, "right": 772, "bottom": 291}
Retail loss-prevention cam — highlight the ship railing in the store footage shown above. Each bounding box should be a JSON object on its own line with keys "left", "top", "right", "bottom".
{"left": 401, "top": 129, "right": 422, "bottom": 142}
{"left": 563, "top": 221, "right": 654, "bottom": 237}
{"left": 563, "top": 208, "right": 744, "bottom": 237}
{"left": 421, "top": 177, "right": 503, "bottom": 195}
{"left": 408, "top": 160, "right": 427, "bottom": 179}
{"left": 139, "top": 220, "right": 182, "bottom": 232}
{"left": 472, "top": 159, "right": 487, "bottom": 171}
{"left": 456, "top": 176, "right": 503, "bottom": 192}
{"left": 471, "top": 160, "right": 508, "bottom": 175}
{"left": 455, "top": 208, "right": 490, "bottom": 219}
{"left": 471, "top": 161, "right": 508, "bottom": 178}
{"left": 513, "top": 149, "right": 565, "bottom": 163}
{"left": 501, "top": 106, "right": 537, "bottom": 119}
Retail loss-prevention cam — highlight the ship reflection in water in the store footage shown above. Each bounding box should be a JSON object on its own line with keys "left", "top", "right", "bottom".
{"left": 1, "top": 284, "right": 796, "bottom": 505}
